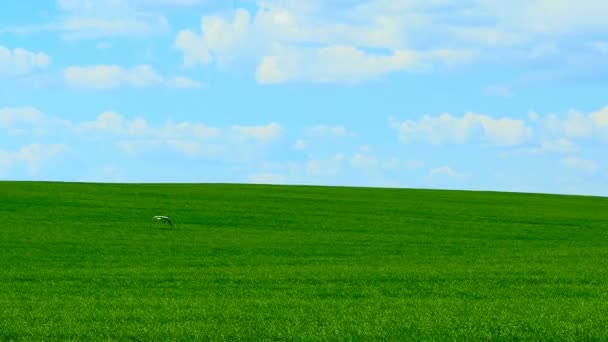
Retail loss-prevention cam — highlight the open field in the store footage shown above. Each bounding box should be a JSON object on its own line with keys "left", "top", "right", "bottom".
{"left": 1, "top": 182, "right": 608, "bottom": 340}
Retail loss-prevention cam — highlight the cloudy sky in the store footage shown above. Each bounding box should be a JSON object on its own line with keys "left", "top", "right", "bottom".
{"left": 1, "top": 0, "right": 607, "bottom": 196}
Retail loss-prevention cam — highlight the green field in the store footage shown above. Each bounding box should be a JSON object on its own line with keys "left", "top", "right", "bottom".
{"left": 1, "top": 182, "right": 608, "bottom": 340}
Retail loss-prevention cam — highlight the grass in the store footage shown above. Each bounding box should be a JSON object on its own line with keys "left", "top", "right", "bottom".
{"left": 1, "top": 181, "right": 608, "bottom": 341}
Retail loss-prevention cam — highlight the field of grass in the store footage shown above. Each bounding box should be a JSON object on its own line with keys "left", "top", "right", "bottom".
{"left": 1, "top": 182, "right": 608, "bottom": 340}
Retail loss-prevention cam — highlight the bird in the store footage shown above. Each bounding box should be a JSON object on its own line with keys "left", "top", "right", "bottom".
{"left": 152, "top": 215, "right": 173, "bottom": 229}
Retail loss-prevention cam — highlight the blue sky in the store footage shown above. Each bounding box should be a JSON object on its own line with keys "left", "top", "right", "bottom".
{"left": 1, "top": 0, "right": 607, "bottom": 196}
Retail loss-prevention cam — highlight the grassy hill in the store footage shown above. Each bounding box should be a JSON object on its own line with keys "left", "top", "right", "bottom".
{"left": 1, "top": 182, "right": 608, "bottom": 340}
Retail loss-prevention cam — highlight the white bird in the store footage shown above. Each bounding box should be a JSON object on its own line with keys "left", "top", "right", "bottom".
{"left": 152, "top": 215, "right": 173, "bottom": 228}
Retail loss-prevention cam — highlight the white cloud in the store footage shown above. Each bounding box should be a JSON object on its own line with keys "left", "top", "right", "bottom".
{"left": 17, "top": 144, "right": 66, "bottom": 173}
{"left": 64, "top": 65, "right": 159, "bottom": 88}
{"left": 0, "top": 149, "right": 12, "bottom": 173}
{"left": 60, "top": 0, "right": 204, "bottom": 12}
{"left": 231, "top": 122, "right": 281, "bottom": 141}
{"left": 518, "top": 139, "right": 578, "bottom": 155}
{"left": 58, "top": 16, "right": 168, "bottom": 40}
{"left": 425, "top": 48, "right": 477, "bottom": 67}
{"left": 448, "top": 26, "right": 526, "bottom": 47}
{"left": 540, "top": 107, "right": 608, "bottom": 141}
{"left": 0, "top": 144, "right": 66, "bottom": 174}
{"left": 591, "top": 107, "right": 608, "bottom": 130}
{"left": 63, "top": 65, "right": 201, "bottom": 89}
{"left": 405, "top": 160, "right": 424, "bottom": 169}
{"left": 392, "top": 105, "right": 608, "bottom": 152}
{"left": 380, "top": 157, "right": 420, "bottom": 173}
{"left": 538, "top": 139, "right": 578, "bottom": 153}
{"left": 350, "top": 153, "right": 379, "bottom": 169}
{"left": 75, "top": 112, "right": 279, "bottom": 159}
{"left": 174, "top": 4, "right": 479, "bottom": 84}
{"left": 57, "top": 0, "right": 112, "bottom": 11}
{"left": 165, "top": 139, "right": 211, "bottom": 157}
{"left": 100, "top": 165, "right": 125, "bottom": 182}
{"left": 560, "top": 156, "right": 598, "bottom": 174}
{"left": 528, "top": 42, "right": 559, "bottom": 60}
{"left": 391, "top": 112, "right": 532, "bottom": 146}
{"left": 427, "top": 166, "right": 471, "bottom": 181}
{"left": 590, "top": 41, "right": 608, "bottom": 55}
{"left": 484, "top": 84, "right": 513, "bottom": 97}
{"left": 255, "top": 46, "right": 473, "bottom": 84}
{"left": 477, "top": 115, "right": 533, "bottom": 146}
{"left": 4, "top": 0, "right": 192, "bottom": 39}
{"left": 505, "top": 0, "right": 608, "bottom": 34}
{"left": 175, "top": 8, "right": 251, "bottom": 67}
{"left": 125, "top": 0, "right": 205, "bottom": 9}
{"left": 77, "top": 112, "right": 221, "bottom": 140}
{"left": 293, "top": 139, "right": 308, "bottom": 150}
{"left": 170, "top": 0, "right": 608, "bottom": 84}
{"left": 174, "top": 30, "right": 212, "bottom": 66}
{"left": 166, "top": 76, "right": 203, "bottom": 88}
{"left": 52, "top": 0, "right": 170, "bottom": 39}
{"left": 161, "top": 120, "right": 220, "bottom": 139}
{"left": 0, "top": 107, "right": 71, "bottom": 136}
{"left": 257, "top": 152, "right": 410, "bottom": 185}
{"left": 78, "top": 111, "right": 125, "bottom": 133}
{"left": 120, "top": 139, "right": 216, "bottom": 159}
{"left": 126, "top": 117, "right": 154, "bottom": 137}
{"left": 306, "top": 154, "right": 344, "bottom": 177}
{"left": 9, "top": 109, "right": 281, "bottom": 160}
{"left": 502, "top": 138, "right": 580, "bottom": 158}
{"left": 0, "top": 45, "right": 50, "bottom": 75}
{"left": 528, "top": 111, "right": 540, "bottom": 121}
{"left": 117, "top": 139, "right": 161, "bottom": 154}
{"left": 348, "top": 152, "right": 423, "bottom": 174}
{"left": 256, "top": 45, "right": 420, "bottom": 84}
{"left": 248, "top": 173, "right": 286, "bottom": 184}
{"left": 544, "top": 111, "right": 593, "bottom": 138}
{"left": 0, "top": 107, "right": 44, "bottom": 127}
{"left": 383, "top": 157, "right": 400, "bottom": 170}
{"left": 96, "top": 42, "right": 111, "bottom": 49}
{"left": 309, "top": 124, "right": 351, "bottom": 137}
